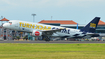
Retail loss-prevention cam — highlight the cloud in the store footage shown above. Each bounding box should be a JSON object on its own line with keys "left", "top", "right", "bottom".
{"left": 0, "top": 0, "right": 104, "bottom": 11}
{"left": 55, "top": 0, "right": 105, "bottom": 7}
{"left": 0, "top": 0, "right": 18, "bottom": 11}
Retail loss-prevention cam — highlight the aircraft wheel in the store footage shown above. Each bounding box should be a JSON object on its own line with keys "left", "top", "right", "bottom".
{"left": 42, "top": 35, "right": 50, "bottom": 41}
{"left": 45, "top": 37, "right": 50, "bottom": 41}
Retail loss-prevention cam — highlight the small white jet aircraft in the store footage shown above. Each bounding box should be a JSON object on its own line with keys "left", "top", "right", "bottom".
{"left": 3, "top": 17, "right": 101, "bottom": 41}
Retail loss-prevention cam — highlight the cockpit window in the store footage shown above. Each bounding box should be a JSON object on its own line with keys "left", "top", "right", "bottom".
{"left": 9, "top": 22, "right": 12, "bottom": 25}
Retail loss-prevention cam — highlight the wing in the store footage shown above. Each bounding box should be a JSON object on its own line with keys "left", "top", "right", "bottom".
{"left": 41, "top": 29, "right": 62, "bottom": 36}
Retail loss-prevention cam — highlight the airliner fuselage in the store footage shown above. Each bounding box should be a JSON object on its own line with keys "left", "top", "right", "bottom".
{"left": 3, "top": 17, "right": 100, "bottom": 41}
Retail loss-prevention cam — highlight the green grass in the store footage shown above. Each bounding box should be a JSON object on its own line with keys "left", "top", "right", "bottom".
{"left": 0, "top": 43, "right": 105, "bottom": 59}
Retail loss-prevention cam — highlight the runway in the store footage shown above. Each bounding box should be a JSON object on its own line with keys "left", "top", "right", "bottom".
{"left": 0, "top": 40, "right": 105, "bottom": 43}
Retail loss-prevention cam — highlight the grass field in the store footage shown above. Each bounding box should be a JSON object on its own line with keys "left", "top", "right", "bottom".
{"left": 0, "top": 43, "right": 105, "bottom": 59}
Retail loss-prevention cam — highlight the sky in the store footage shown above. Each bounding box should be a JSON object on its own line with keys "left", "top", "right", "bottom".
{"left": 0, "top": 0, "right": 105, "bottom": 24}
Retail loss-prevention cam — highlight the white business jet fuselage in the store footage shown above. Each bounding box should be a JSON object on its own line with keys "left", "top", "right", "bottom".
{"left": 3, "top": 17, "right": 100, "bottom": 41}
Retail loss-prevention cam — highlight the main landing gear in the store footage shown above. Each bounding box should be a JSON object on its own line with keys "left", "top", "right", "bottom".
{"left": 42, "top": 35, "right": 50, "bottom": 41}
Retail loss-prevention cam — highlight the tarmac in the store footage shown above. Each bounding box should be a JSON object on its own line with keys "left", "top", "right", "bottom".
{"left": 0, "top": 40, "right": 105, "bottom": 43}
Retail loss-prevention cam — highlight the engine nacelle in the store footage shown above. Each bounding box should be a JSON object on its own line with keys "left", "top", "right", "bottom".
{"left": 31, "top": 30, "right": 42, "bottom": 36}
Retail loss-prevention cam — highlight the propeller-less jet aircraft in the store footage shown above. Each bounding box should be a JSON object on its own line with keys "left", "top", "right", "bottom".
{"left": 3, "top": 17, "right": 101, "bottom": 41}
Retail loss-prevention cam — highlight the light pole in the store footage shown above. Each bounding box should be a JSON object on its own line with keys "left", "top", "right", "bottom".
{"left": 32, "top": 14, "right": 36, "bottom": 22}
{"left": 31, "top": 14, "right": 36, "bottom": 41}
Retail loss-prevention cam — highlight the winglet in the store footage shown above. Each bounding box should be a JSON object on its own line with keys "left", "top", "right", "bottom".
{"left": 80, "top": 17, "right": 100, "bottom": 33}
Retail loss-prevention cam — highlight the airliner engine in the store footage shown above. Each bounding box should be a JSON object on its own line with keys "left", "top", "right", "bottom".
{"left": 31, "top": 30, "right": 42, "bottom": 36}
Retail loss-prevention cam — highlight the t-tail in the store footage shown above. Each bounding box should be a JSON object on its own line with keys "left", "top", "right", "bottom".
{"left": 80, "top": 17, "right": 100, "bottom": 33}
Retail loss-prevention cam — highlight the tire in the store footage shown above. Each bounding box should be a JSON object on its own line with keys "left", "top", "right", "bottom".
{"left": 45, "top": 37, "right": 50, "bottom": 41}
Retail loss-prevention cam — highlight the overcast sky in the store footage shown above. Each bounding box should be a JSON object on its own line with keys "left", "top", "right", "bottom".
{"left": 0, "top": 0, "right": 105, "bottom": 24}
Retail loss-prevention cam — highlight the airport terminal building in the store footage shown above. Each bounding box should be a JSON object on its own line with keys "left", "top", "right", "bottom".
{"left": 39, "top": 20, "right": 105, "bottom": 33}
{"left": 38, "top": 20, "right": 105, "bottom": 41}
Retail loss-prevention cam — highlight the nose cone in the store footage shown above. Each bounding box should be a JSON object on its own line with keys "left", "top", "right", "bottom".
{"left": 3, "top": 23, "right": 8, "bottom": 28}
{"left": 3, "top": 23, "right": 6, "bottom": 28}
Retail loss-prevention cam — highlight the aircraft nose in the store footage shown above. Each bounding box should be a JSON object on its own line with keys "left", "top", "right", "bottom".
{"left": 3, "top": 23, "right": 8, "bottom": 28}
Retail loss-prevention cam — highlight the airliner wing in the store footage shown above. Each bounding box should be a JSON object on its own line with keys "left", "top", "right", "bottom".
{"left": 41, "top": 29, "right": 62, "bottom": 35}
{"left": 42, "top": 29, "right": 61, "bottom": 32}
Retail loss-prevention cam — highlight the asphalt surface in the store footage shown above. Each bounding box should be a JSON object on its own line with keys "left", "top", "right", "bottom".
{"left": 0, "top": 40, "right": 105, "bottom": 43}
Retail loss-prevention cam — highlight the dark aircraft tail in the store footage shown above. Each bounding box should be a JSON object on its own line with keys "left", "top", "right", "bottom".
{"left": 80, "top": 17, "right": 100, "bottom": 33}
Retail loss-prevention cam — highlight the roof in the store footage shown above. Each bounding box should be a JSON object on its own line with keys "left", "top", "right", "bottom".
{"left": 38, "top": 20, "right": 77, "bottom": 24}
{"left": 39, "top": 20, "right": 105, "bottom": 25}
{"left": 0, "top": 18, "right": 9, "bottom": 21}
{"left": 98, "top": 20, "right": 105, "bottom": 25}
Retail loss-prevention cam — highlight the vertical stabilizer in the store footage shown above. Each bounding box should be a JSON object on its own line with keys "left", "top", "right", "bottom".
{"left": 80, "top": 17, "right": 100, "bottom": 33}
